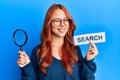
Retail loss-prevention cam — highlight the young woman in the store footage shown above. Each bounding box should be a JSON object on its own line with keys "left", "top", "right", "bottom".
{"left": 17, "top": 4, "right": 98, "bottom": 80}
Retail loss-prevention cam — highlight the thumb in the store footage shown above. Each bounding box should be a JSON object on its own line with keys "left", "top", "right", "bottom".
{"left": 22, "top": 50, "right": 30, "bottom": 65}
{"left": 89, "top": 41, "right": 95, "bottom": 49}
{"left": 22, "top": 50, "right": 29, "bottom": 57}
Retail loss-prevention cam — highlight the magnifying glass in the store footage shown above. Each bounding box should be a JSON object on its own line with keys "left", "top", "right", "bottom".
{"left": 12, "top": 29, "right": 28, "bottom": 51}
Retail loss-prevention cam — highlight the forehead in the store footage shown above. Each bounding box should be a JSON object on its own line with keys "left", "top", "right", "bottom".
{"left": 52, "top": 9, "right": 66, "bottom": 19}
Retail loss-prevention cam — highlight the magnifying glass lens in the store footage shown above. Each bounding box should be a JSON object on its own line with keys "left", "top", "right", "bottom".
{"left": 13, "top": 29, "right": 28, "bottom": 51}
{"left": 14, "top": 30, "right": 26, "bottom": 45}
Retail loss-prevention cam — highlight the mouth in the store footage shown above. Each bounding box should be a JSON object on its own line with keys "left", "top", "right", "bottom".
{"left": 58, "top": 28, "right": 67, "bottom": 33}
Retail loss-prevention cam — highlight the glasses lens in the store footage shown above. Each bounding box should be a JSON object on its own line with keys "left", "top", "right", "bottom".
{"left": 52, "top": 18, "right": 69, "bottom": 26}
{"left": 64, "top": 18, "right": 69, "bottom": 25}
{"left": 52, "top": 19, "right": 61, "bottom": 26}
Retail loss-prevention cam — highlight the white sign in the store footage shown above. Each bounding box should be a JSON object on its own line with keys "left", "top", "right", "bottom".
{"left": 74, "top": 32, "right": 106, "bottom": 45}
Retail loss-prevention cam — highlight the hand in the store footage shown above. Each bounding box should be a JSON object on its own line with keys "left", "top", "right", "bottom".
{"left": 17, "top": 50, "right": 30, "bottom": 68}
{"left": 86, "top": 41, "right": 98, "bottom": 60}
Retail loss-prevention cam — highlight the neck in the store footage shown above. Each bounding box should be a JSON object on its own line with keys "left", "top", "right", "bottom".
{"left": 51, "top": 36, "right": 64, "bottom": 47}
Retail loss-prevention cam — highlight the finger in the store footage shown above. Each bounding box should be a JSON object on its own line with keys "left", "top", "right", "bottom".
{"left": 18, "top": 57, "right": 26, "bottom": 63}
{"left": 89, "top": 51, "right": 94, "bottom": 55}
{"left": 89, "top": 49, "right": 98, "bottom": 57}
{"left": 18, "top": 50, "right": 28, "bottom": 58}
{"left": 89, "top": 41, "right": 97, "bottom": 48}
{"left": 22, "top": 50, "right": 29, "bottom": 58}
{"left": 88, "top": 41, "right": 94, "bottom": 49}
{"left": 17, "top": 60, "right": 25, "bottom": 65}
{"left": 17, "top": 61, "right": 25, "bottom": 66}
{"left": 87, "top": 47, "right": 95, "bottom": 54}
{"left": 17, "top": 61, "right": 26, "bottom": 67}
{"left": 18, "top": 51, "right": 25, "bottom": 55}
{"left": 90, "top": 49, "right": 96, "bottom": 55}
{"left": 19, "top": 54, "right": 26, "bottom": 59}
{"left": 88, "top": 50, "right": 94, "bottom": 55}
{"left": 88, "top": 46, "right": 94, "bottom": 53}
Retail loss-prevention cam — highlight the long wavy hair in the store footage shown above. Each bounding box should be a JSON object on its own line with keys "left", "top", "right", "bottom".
{"left": 37, "top": 4, "right": 79, "bottom": 76}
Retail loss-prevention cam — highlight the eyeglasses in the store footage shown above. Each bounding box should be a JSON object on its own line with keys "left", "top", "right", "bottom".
{"left": 51, "top": 18, "right": 70, "bottom": 26}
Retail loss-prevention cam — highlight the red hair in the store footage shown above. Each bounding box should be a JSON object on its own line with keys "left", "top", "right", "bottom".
{"left": 37, "top": 4, "right": 79, "bottom": 76}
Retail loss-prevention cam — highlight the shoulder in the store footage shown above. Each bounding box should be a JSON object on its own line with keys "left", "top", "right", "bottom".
{"left": 30, "top": 44, "right": 40, "bottom": 59}
{"left": 31, "top": 44, "right": 40, "bottom": 53}
{"left": 75, "top": 46, "right": 82, "bottom": 53}
{"left": 75, "top": 46, "right": 84, "bottom": 62}
{"left": 75, "top": 46, "right": 82, "bottom": 56}
{"left": 29, "top": 44, "right": 41, "bottom": 66}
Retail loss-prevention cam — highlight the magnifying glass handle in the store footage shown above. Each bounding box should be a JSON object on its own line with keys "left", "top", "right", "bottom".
{"left": 20, "top": 46, "right": 23, "bottom": 51}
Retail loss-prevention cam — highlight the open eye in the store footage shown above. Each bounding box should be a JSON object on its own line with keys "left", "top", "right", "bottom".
{"left": 63, "top": 18, "right": 69, "bottom": 25}
{"left": 52, "top": 18, "right": 70, "bottom": 26}
{"left": 52, "top": 18, "right": 61, "bottom": 26}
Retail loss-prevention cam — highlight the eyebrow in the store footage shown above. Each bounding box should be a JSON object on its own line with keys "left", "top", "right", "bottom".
{"left": 52, "top": 17, "right": 68, "bottom": 20}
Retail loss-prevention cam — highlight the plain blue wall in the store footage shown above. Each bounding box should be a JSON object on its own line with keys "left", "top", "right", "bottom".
{"left": 0, "top": 0, "right": 120, "bottom": 80}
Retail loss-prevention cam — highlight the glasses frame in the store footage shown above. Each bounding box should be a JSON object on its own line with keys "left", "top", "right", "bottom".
{"left": 51, "top": 18, "right": 70, "bottom": 26}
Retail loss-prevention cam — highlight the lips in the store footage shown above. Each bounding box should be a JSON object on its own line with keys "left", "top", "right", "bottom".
{"left": 58, "top": 28, "right": 66, "bottom": 33}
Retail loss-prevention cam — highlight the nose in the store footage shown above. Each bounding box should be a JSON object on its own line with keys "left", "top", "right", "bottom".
{"left": 60, "top": 20, "right": 65, "bottom": 27}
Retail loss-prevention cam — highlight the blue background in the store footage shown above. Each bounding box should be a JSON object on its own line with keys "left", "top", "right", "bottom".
{"left": 0, "top": 0, "right": 119, "bottom": 80}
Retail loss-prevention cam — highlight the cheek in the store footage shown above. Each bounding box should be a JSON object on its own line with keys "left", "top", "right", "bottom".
{"left": 51, "top": 24, "right": 55, "bottom": 30}
{"left": 51, "top": 26, "right": 57, "bottom": 32}
{"left": 66, "top": 26, "right": 69, "bottom": 31}
{"left": 51, "top": 25, "right": 56, "bottom": 29}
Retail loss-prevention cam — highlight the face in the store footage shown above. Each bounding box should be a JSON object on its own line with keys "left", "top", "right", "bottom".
{"left": 51, "top": 9, "right": 69, "bottom": 38}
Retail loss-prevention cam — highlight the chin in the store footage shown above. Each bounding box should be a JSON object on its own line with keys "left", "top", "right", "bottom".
{"left": 52, "top": 32, "right": 67, "bottom": 38}
{"left": 58, "top": 33, "right": 67, "bottom": 37}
